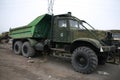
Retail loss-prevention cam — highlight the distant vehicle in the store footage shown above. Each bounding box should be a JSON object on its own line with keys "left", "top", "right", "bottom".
{"left": 0, "top": 32, "right": 10, "bottom": 43}
{"left": 109, "top": 30, "right": 120, "bottom": 50}
{"left": 112, "top": 33, "right": 120, "bottom": 41}
{"left": 112, "top": 33, "right": 120, "bottom": 62}
{"left": 9, "top": 12, "right": 117, "bottom": 74}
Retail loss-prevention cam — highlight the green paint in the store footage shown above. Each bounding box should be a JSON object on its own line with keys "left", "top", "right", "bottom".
{"left": 28, "top": 14, "right": 46, "bottom": 26}
{"left": 10, "top": 14, "right": 52, "bottom": 39}
{"left": 10, "top": 26, "right": 33, "bottom": 38}
{"left": 33, "top": 14, "right": 51, "bottom": 38}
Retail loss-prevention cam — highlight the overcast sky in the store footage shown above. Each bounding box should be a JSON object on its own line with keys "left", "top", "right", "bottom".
{"left": 0, "top": 0, "right": 120, "bottom": 33}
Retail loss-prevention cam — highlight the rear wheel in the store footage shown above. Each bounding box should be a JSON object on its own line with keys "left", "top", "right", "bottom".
{"left": 72, "top": 46, "right": 98, "bottom": 74}
{"left": 13, "top": 41, "right": 22, "bottom": 55}
{"left": 22, "top": 42, "right": 35, "bottom": 58}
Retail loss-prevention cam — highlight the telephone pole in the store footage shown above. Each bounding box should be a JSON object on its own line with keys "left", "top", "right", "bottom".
{"left": 48, "top": 0, "right": 54, "bottom": 15}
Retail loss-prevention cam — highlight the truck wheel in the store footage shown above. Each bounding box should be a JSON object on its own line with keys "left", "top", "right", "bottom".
{"left": 22, "top": 42, "right": 35, "bottom": 58}
{"left": 14, "top": 41, "right": 22, "bottom": 55}
{"left": 72, "top": 46, "right": 98, "bottom": 74}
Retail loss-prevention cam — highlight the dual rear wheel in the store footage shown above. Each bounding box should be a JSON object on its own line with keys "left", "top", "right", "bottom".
{"left": 13, "top": 41, "right": 35, "bottom": 57}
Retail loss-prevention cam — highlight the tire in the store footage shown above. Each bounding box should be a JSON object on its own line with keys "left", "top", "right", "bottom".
{"left": 22, "top": 42, "right": 35, "bottom": 58}
{"left": 71, "top": 46, "right": 98, "bottom": 74}
{"left": 13, "top": 41, "right": 22, "bottom": 55}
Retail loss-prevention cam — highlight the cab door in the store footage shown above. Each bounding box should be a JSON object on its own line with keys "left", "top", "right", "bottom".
{"left": 53, "top": 18, "right": 69, "bottom": 42}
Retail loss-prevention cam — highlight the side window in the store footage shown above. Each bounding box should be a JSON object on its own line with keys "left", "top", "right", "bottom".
{"left": 58, "top": 20, "right": 67, "bottom": 27}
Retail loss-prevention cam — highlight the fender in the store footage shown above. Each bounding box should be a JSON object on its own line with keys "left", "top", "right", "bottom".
{"left": 28, "top": 39, "right": 38, "bottom": 46}
{"left": 71, "top": 38, "right": 102, "bottom": 52}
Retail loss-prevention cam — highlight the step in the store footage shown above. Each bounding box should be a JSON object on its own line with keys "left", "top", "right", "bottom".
{"left": 51, "top": 48, "right": 65, "bottom": 52}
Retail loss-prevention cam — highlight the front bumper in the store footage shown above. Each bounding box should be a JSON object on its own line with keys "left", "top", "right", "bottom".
{"left": 100, "top": 46, "right": 116, "bottom": 52}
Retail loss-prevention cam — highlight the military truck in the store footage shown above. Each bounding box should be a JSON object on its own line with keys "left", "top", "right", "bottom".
{"left": 0, "top": 32, "right": 10, "bottom": 43}
{"left": 109, "top": 32, "right": 120, "bottom": 63}
{"left": 9, "top": 12, "right": 116, "bottom": 74}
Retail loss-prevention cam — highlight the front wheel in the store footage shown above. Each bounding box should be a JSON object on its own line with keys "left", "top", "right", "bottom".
{"left": 71, "top": 46, "right": 98, "bottom": 74}
{"left": 22, "top": 42, "right": 35, "bottom": 58}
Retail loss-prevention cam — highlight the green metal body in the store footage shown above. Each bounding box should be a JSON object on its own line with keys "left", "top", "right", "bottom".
{"left": 10, "top": 14, "right": 51, "bottom": 39}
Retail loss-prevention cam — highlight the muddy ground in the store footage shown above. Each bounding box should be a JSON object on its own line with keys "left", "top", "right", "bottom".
{"left": 0, "top": 43, "right": 120, "bottom": 80}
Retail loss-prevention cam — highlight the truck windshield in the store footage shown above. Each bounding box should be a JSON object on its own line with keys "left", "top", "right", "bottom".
{"left": 69, "top": 19, "right": 95, "bottom": 31}
{"left": 69, "top": 20, "right": 79, "bottom": 30}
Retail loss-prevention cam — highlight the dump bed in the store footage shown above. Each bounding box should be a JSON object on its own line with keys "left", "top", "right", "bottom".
{"left": 10, "top": 14, "right": 52, "bottom": 39}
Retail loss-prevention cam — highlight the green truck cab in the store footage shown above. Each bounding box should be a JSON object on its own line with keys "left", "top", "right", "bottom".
{"left": 9, "top": 12, "right": 116, "bottom": 74}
